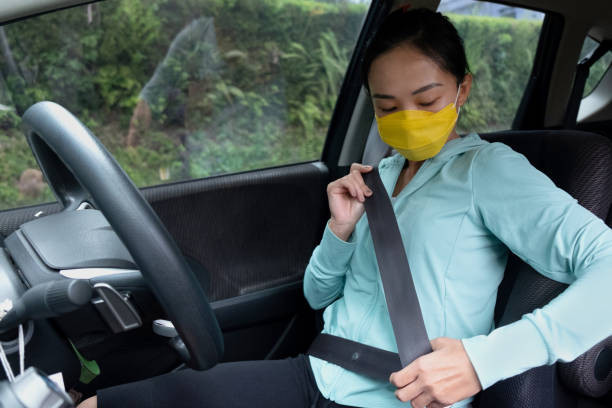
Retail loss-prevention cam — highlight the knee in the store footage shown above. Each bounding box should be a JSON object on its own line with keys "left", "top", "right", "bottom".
{"left": 78, "top": 396, "right": 97, "bottom": 408}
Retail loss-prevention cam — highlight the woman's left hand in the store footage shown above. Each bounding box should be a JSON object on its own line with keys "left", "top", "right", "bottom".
{"left": 389, "top": 338, "right": 482, "bottom": 408}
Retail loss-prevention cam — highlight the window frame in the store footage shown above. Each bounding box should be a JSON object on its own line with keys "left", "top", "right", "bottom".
{"left": 580, "top": 36, "right": 612, "bottom": 99}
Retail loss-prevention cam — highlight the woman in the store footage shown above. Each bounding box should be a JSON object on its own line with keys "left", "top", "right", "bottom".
{"left": 80, "top": 7, "right": 612, "bottom": 408}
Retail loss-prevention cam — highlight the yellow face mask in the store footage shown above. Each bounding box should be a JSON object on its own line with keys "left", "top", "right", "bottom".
{"left": 376, "top": 87, "right": 461, "bottom": 161}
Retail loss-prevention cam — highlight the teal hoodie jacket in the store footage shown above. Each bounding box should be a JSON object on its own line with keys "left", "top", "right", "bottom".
{"left": 304, "top": 133, "right": 612, "bottom": 407}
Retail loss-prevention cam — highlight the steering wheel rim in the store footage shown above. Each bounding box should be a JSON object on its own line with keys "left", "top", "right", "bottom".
{"left": 21, "top": 101, "right": 223, "bottom": 370}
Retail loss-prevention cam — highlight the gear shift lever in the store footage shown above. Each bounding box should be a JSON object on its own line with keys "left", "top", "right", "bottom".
{"left": 153, "top": 319, "right": 190, "bottom": 363}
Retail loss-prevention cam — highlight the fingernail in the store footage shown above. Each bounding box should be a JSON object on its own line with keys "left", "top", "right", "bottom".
{"left": 366, "top": 165, "right": 372, "bottom": 169}
{"left": 366, "top": 190, "right": 372, "bottom": 195}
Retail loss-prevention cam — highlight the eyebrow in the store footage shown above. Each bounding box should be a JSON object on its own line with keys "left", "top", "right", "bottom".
{"left": 412, "top": 82, "right": 443, "bottom": 95}
{"left": 372, "top": 93, "right": 394, "bottom": 99}
{"left": 371, "top": 82, "right": 443, "bottom": 99}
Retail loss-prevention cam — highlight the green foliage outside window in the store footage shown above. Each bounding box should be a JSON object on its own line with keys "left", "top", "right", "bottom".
{"left": 0, "top": 0, "right": 542, "bottom": 210}
{"left": 584, "top": 53, "right": 611, "bottom": 97}
{"left": 452, "top": 15, "right": 541, "bottom": 132}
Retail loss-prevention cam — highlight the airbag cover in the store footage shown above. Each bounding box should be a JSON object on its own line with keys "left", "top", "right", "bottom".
{"left": 20, "top": 209, "right": 136, "bottom": 269}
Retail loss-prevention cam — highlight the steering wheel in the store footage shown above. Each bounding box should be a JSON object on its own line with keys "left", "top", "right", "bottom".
{"left": 21, "top": 101, "right": 223, "bottom": 370}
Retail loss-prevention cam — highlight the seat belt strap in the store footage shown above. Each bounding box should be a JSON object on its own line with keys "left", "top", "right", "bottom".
{"left": 308, "top": 168, "right": 431, "bottom": 378}
{"left": 361, "top": 168, "right": 432, "bottom": 366}
{"left": 308, "top": 333, "right": 402, "bottom": 382}
{"left": 564, "top": 40, "right": 612, "bottom": 128}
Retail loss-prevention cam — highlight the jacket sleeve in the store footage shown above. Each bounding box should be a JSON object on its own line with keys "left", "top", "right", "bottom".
{"left": 461, "top": 142, "right": 612, "bottom": 390}
{"left": 303, "top": 221, "right": 357, "bottom": 310}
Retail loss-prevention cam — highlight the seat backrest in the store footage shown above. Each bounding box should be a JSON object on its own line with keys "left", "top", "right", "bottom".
{"left": 483, "top": 130, "right": 612, "bottom": 219}
{"left": 478, "top": 130, "right": 612, "bottom": 406}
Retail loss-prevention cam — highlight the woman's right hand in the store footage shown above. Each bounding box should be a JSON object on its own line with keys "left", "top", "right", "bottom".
{"left": 327, "top": 163, "right": 374, "bottom": 241}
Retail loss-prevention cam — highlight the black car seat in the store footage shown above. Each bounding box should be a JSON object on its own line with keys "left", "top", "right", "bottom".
{"left": 476, "top": 129, "right": 612, "bottom": 408}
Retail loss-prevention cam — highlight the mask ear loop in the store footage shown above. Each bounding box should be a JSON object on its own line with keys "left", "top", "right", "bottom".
{"left": 454, "top": 85, "right": 462, "bottom": 115}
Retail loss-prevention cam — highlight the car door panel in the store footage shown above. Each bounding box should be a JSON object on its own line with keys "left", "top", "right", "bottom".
{"left": 146, "top": 161, "right": 329, "bottom": 362}
{"left": 144, "top": 161, "right": 329, "bottom": 302}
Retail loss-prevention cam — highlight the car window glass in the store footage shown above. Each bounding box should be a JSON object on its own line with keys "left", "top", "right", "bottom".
{"left": 0, "top": 0, "right": 371, "bottom": 210}
{"left": 580, "top": 36, "right": 612, "bottom": 97}
{"left": 438, "top": 0, "right": 544, "bottom": 133}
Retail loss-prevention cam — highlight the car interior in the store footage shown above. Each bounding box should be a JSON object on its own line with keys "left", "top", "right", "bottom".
{"left": 0, "top": 0, "right": 610, "bottom": 407}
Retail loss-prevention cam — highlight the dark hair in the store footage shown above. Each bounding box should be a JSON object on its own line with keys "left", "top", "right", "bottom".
{"left": 362, "top": 8, "right": 470, "bottom": 88}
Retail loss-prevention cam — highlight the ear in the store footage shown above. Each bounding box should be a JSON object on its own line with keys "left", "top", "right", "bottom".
{"left": 458, "top": 73, "right": 473, "bottom": 108}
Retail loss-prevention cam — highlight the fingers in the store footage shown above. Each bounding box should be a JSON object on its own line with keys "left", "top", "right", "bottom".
{"left": 393, "top": 377, "right": 423, "bottom": 403}
{"left": 333, "top": 177, "right": 362, "bottom": 201}
{"left": 350, "top": 171, "right": 372, "bottom": 201}
{"left": 349, "top": 163, "right": 373, "bottom": 201}
{"left": 390, "top": 357, "right": 422, "bottom": 388}
{"left": 391, "top": 356, "right": 440, "bottom": 406}
{"left": 328, "top": 163, "right": 374, "bottom": 203}
{"left": 341, "top": 178, "right": 360, "bottom": 200}
{"left": 409, "top": 392, "right": 435, "bottom": 408}
{"left": 349, "top": 162, "right": 374, "bottom": 174}
{"left": 347, "top": 177, "right": 365, "bottom": 202}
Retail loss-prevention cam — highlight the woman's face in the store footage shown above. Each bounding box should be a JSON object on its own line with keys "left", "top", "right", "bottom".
{"left": 367, "top": 44, "right": 472, "bottom": 119}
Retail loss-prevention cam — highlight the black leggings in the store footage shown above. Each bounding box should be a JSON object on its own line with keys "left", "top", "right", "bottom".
{"left": 97, "top": 355, "right": 355, "bottom": 408}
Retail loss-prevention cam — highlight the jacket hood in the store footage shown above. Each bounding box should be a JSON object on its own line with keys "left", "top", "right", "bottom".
{"left": 433, "top": 132, "right": 487, "bottom": 161}
{"left": 383, "top": 132, "right": 487, "bottom": 168}
{"left": 378, "top": 133, "right": 488, "bottom": 198}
